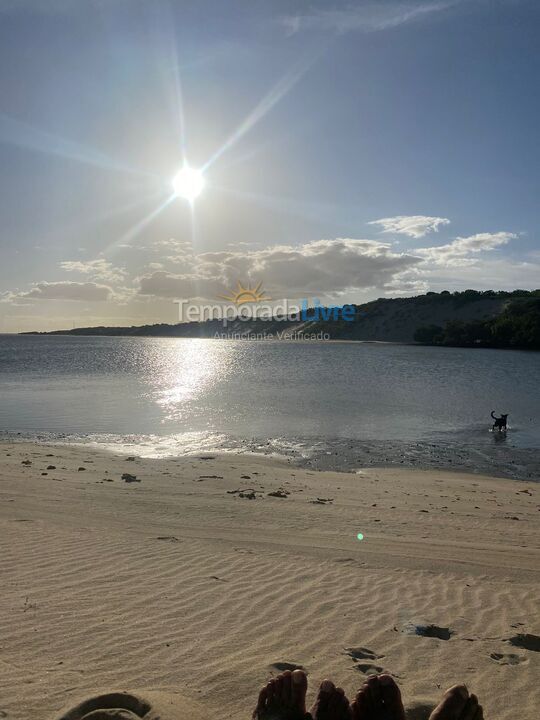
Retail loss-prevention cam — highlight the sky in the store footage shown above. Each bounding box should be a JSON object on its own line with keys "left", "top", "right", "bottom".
{"left": 0, "top": 0, "right": 539, "bottom": 332}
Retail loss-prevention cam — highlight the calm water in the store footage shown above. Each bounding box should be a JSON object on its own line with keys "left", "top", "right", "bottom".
{"left": 0, "top": 335, "right": 539, "bottom": 469}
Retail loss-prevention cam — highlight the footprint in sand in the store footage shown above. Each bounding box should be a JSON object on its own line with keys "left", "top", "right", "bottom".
{"left": 270, "top": 661, "right": 305, "bottom": 672}
{"left": 57, "top": 692, "right": 152, "bottom": 720}
{"left": 490, "top": 652, "right": 527, "bottom": 665}
{"left": 344, "top": 646, "right": 384, "bottom": 661}
{"left": 402, "top": 622, "right": 453, "bottom": 640}
{"left": 355, "top": 662, "right": 386, "bottom": 675}
{"left": 507, "top": 633, "right": 540, "bottom": 652}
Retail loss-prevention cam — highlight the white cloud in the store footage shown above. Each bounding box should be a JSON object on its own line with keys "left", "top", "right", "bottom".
{"left": 138, "top": 238, "right": 419, "bottom": 300}
{"left": 8, "top": 281, "right": 113, "bottom": 303}
{"left": 416, "top": 231, "right": 517, "bottom": 266}
{"left": 60, "top": 259, "right": 127, "bottom": 284}
{"left": 369, "top": 215, "right": 451, "bottom": 238}
{"left": 411, "top": 257, "right": 540, "bottom": 292}
{"left": 369, "top": 230, "right": 522, "bottom": 294}
{"left": 383, "top": 277, "right": 431, "bottom": 296}
{"left": 280, "top": 1, "right": 457, "bottom": 35}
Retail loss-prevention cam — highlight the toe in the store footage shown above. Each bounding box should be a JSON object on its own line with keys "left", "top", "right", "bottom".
{"left": 337, "top": 690, "right": 352, "bottom": 720}
{"left": 378, "top": 675, "right": 405, "bottom": 720}
{"left": 268, "top": 679, "right": 280, "bottom": 706}
{"left": 320, "top": 679, "right": 335, "bottom": 695}
{"left": 365, "top": 676, "right": 381, "bottom": 705}
{"left": 253, "top": 686, "right": 269, "bottom": 718}
{"left": 328, "top": 687, "right": 344, "bottom": 711}
{"left": 461, "top": 695, "right": 479, "bottom": 720}
{"left": 352, "top": 684, "right": 371, "bottom": 720}
{"left": 281, "top": 671, "right": 293, "bottom": 704}
{"left": 351, "top": 687, "right": 368, "bottom": 720}
{"left": 320, "top": 679, "right": 335, "bottom": 703}
{"left": 291, "top": 670, "right": 308, "bottom": 713}
{"left": 430, "top": 685, "right": 469, "bottom": 720}
{"left": 316, "top": 684, "right": 351, "bottom": 720}
{"left": 351, "top": 692, "right": 366, "bottom": 720}
{"left": 312, "top": 680, "right": 334, "bottom": 716}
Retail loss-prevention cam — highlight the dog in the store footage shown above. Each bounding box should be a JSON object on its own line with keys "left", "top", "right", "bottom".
{"left": 491, "top": 411, "right": 508, "bottom": 432}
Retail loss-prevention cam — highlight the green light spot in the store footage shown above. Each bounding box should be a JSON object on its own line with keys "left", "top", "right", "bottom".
{"left": 357, "top": 533, "right": 364, "bottom": 541}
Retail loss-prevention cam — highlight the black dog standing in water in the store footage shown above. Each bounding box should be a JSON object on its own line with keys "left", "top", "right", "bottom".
{"left": 491, "top": 410, "right": 508, "bottom": 432}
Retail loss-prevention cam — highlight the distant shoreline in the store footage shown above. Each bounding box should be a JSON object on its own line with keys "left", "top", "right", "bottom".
{"left": 13, "top": 332, "right": 539, "bottom": 352}
{"left": 15, "top": 289, "right": 540, "bottom": 350}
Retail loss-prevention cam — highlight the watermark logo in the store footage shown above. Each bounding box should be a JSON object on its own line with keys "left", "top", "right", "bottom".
{"left": 218, "top": 280, "right": 271, "bottom": 305}
{"left": 174, "top": 278, "right": 357, "bottom": 335}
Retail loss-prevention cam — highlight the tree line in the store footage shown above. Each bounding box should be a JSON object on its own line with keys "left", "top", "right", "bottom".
{"left": 414, "top": 296, "right": 540, "bottom": 350}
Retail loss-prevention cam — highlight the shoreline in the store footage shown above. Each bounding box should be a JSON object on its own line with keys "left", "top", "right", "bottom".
{"left": 1, "top": 430, "right": 539, "bottom": 481}
{"left": 1, "top": 441, "right": 538, "bottom": 720}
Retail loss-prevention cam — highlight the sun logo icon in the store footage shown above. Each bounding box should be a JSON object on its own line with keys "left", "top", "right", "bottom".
{"left": 218, "top": 280, "right": 271, "bottom": 305}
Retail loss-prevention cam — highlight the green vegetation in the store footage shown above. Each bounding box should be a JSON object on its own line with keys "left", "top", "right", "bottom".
{"left": 414, "top": 295, "right": 540, "bottom": 350}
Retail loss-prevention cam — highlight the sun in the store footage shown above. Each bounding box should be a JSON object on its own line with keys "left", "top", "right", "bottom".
{"left": 172, "top": 165, "right": 205, "bottom": 201}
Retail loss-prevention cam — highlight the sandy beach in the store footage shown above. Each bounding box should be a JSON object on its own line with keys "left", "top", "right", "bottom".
{"left": 0, "top": 441, "right": 538, "bottom": 720}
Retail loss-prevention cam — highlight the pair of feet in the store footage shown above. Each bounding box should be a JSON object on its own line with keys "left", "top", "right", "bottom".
{"left": 253, "top": 670, "right": 483, "bottom": 720}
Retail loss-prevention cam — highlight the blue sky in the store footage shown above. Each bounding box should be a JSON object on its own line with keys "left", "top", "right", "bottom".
{"left": 0, "top": 0, "right": 539, "bottom": 331}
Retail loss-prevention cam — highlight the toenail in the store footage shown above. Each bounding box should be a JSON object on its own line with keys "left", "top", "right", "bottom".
{"left": 321, "top": 680, "right": 333, "bottom": 692}
{"left": 379, "top": 675, "right": 393, "bottom": 685}
{"left": 292, "top": 670, "right": 304, "bottom": 684}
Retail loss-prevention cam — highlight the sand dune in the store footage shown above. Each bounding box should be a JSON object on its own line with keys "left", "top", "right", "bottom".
{"left": 0, "top": 442, "right": 538, "bottom": 720}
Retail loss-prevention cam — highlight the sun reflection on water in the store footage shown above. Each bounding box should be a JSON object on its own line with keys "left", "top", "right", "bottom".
{"left": 143, "top": 339, "right": 235, "bottom": 422}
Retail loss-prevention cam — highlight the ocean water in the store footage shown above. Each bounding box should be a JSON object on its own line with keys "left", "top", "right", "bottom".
{"left": 0, "top": 335, "right": 538, "bottom": 475}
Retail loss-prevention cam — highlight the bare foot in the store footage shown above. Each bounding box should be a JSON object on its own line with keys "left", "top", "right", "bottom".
{"left": 311, "top": 680, "right": 352, "bottom": 720}
{"left": 429, "top": 685, "right": 483, "bottom": 720}
{"left": 253, "top": 669, "right": 310, "bottom": 720}
{"left": 351, "top": 674, "right": 406, "bottom": 720}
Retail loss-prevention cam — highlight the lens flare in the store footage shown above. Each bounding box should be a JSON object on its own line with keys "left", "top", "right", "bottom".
{"left": 172, "top": 166, "right": 205, "bottom": 201}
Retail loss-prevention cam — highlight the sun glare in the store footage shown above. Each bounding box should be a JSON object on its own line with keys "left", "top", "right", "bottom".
{"left": 172, "top": 165, "right": 205, "bottom": 201}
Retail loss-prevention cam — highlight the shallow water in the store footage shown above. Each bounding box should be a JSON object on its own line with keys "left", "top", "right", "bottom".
{"left": 0, "top": 335, "right": 538, "bottom": 476}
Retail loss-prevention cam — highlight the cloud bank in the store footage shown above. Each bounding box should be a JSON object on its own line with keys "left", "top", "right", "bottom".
{"left": 1, "top": 219, "right": 528, "bottom": 322}
{"left": 138, "top": 238, "right": 419, "bottom": 300}
{"left": 7, "top": 281, "right": 113, "bottom": 303}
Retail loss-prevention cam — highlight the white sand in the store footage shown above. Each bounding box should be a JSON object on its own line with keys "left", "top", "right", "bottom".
{"left": 0, "top": 442, "right": 538, "bottom": 720}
